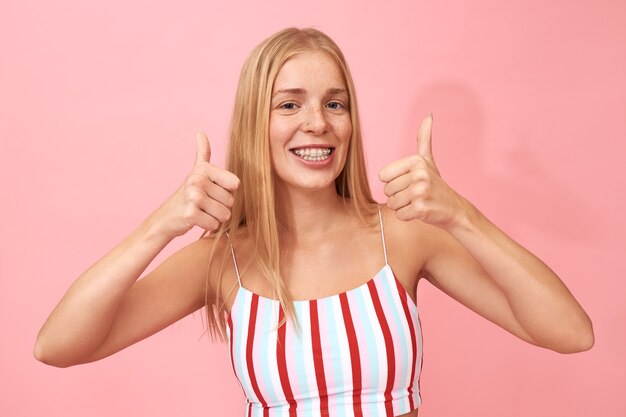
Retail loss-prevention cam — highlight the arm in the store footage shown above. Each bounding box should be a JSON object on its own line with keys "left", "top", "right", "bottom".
{"left": 423, "top": 205, "right": 593, "bottom": 353}
{"left": 34, "top": 131, "right": 239, "bottom": 367}
{"left": 380, "top": 115, "right": 594, "bottom": 353}
{"left": 33, "top": 220, "right": 210, "bottom": 367}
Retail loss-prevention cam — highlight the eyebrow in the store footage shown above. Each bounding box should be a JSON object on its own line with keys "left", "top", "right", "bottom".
{"left": 271, "top": 87, "right": 348, "bottom": 99}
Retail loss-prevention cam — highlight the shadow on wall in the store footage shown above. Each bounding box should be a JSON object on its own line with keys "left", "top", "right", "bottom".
{"left": 405, "top": 79, "right": 601, "bottom": 242}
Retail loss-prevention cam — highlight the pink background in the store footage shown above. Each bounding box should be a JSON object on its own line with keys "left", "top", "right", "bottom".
{"left": 1, "top": 0, "right": 624, "bottom": 416}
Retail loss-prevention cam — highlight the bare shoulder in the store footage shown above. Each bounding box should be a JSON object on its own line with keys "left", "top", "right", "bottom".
{"left": 195, "top": 231, "right": 236, "bottom": 295}
{"left": 379, "top": 204, "right": 446, "bottom": 283}
{"left": 130, "top": 232, "right": 226, "bottom": 313}
{"left": 198, "top": 229, "right": 249, "bottom": 311}
{"left": 131, "top": 230, "right": 234, "bottom": 312}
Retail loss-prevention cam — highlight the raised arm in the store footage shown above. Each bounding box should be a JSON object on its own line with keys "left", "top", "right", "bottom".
{"left": 379, "top": 115, "right": 594, "bottom": 353}
{"left": 34, "top": 132, "right": 239, "bottom": 367}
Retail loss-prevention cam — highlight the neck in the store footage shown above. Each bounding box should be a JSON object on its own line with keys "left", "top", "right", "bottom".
{"left": 274, "top": 184, "right": 348, "bottom": 241}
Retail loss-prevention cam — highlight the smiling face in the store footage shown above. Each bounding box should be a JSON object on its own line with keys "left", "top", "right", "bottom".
{"left": 269, "top": 50, "right": 352, "bottom": 195}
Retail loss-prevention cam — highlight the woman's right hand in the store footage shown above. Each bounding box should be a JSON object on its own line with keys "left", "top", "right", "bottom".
{"left": 150, "top": 131, "right": 240, "bottom": 239}
{"left": 34, "top": 131, "right": 240, "bottom": 367}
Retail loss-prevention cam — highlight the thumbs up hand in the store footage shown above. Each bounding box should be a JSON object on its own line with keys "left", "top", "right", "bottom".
{"left": 148, "top": 131, "right": 240, "bottom": 239}
{"left": 378, "top": 114, "right": 469, "bottom": 229}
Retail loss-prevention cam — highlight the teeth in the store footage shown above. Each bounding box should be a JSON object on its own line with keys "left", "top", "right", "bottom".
{"left": 293, "top": 147, "right": 332, "bottom": 161}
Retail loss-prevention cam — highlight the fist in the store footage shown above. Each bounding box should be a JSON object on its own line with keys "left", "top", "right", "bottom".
{"left": 378, "top": 114, "right": 467, "bottom": 229}
{"left": 151, "top": 131, "right": 240, "bottom": 238}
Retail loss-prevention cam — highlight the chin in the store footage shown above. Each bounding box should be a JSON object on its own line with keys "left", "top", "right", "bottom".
{"left": 276, "top": 176, "right": 339, "bottom": 193}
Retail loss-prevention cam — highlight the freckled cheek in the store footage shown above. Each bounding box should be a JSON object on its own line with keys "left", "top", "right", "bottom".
{"left": 336, "top": 120, "right": 352, "bottom": 147}
{"left": 268, "top": 124, "right": 293, "bottom": 156}
{"left": 344, "top": 124, "right": 353, "bottom": 140}
{"left": 334, "top": 121, "right": 352, "bottom": 168}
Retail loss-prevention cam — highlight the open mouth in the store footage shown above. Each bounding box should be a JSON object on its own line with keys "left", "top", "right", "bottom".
{"left": 290, "top": 147, "right": 335, "bottom": 161}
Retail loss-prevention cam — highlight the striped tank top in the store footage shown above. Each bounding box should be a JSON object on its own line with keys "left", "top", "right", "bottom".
{"left": 226, "top": 208, "right": 423, "bottom": 417}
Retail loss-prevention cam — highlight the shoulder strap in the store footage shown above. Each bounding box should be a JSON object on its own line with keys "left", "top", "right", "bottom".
{"left": 378, "top": 206, "right": 389, "bottom": 265}
{"left": 224, "top": 232, "right": 242, "bottom": 288}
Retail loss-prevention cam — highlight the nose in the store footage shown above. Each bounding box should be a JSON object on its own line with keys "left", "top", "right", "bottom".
{"left": 301, "top": 105, "right": 328, "bottom": 135}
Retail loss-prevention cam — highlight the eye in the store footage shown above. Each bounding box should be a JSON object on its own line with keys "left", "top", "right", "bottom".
{"left": 278, "top": 102, "right": 299, "bottom": 110}
{"left": 326, "top": 101, "right": 345, "bottom": 111}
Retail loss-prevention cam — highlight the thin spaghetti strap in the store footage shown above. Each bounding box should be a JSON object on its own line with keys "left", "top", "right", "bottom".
{"left": 225, "top": 232, "right": 242, "bottom": 288}
{"left": 378, "top": 205, "right": 389, "bottom": 265}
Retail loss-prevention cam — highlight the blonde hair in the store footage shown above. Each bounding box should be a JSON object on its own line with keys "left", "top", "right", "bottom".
{"left": 202, "top": 27, "right": 377, "bottom": 342}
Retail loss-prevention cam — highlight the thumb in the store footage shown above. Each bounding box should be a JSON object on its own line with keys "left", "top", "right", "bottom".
{"left": 416, "top": 113, "right": 434, "bottom": 160}
{"left": 195, "top": 130, "right": 211, "bottom": 165}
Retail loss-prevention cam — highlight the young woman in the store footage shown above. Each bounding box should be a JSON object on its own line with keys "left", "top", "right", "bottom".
{"left": 34, "top": 27, "right": 594, "bottom": 417}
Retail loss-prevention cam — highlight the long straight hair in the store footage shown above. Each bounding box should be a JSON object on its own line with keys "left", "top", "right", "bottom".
{"left": 202, "top": 27, "right": 377, "bottom": 342}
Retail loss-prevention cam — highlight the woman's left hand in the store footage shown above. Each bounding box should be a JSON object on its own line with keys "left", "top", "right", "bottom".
{"left": 379, "top": 114, "right": 472, "bottom": 230}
